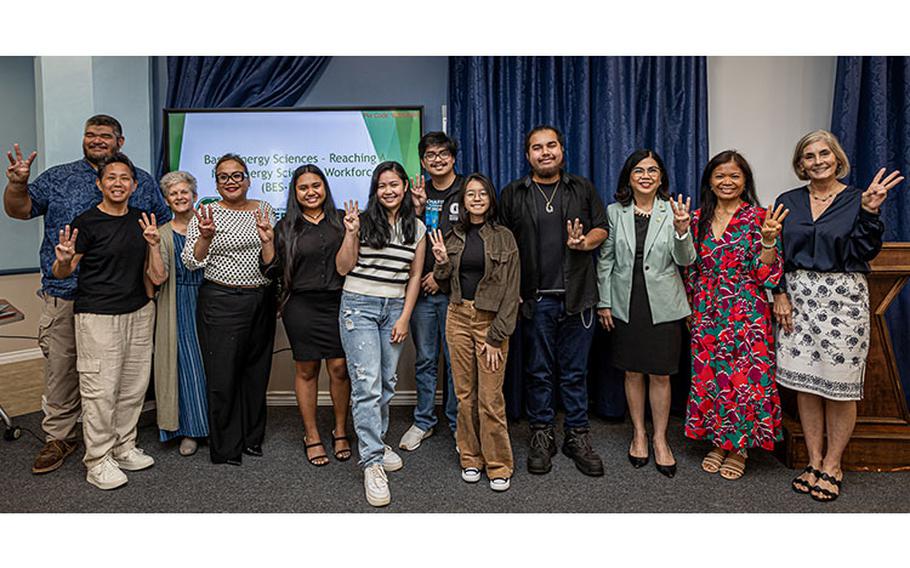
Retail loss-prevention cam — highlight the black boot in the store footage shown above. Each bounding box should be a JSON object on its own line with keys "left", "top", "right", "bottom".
{"left": 563, "top": 427, "right": 604, "bottom": 477}
{"left": 527, "top": 424, "right": 557, "bottom": 474}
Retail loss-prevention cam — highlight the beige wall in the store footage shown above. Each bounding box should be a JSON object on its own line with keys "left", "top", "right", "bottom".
{"left": 0, "top": 273, "right": 44, "bottom": 356}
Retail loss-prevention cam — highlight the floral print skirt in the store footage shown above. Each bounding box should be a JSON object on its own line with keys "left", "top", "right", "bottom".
{"left": 776, "top": 270, "right": 869, "bottom": 401}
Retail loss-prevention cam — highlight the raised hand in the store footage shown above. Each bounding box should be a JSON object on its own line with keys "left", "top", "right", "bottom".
{"left": 343, "top": 200, "right": 360, "bottom": 234}
{"left": 410, "top": 175, "right": 427, "bottom": 212}
{"left": 670, "top": 194, "right": 692, "bottom": 236}
{"left": 861, "top": 167, "right": 903, "bottom": 213}
{"left": 566, "top": 218, "right": 586, "bottom": 250}
{"left": 55, "top": 224, "right": 78, "bottom": 265}
{"left": 427, "top": 228, "right": 448, "bottom": 264}
{"left": 138, "top": 213, "right": 160, "bottom": 246}
{"left": 254, "top": 208, "right": 273, "bottom": 245}
{"left": 194, "top": 204, "right": 216, "bottom": 240}
{"left": 479, "top": 342, "right": 504, "bottom": 372}
{"left": 761, "top": 203, "right": 790, "bottom": 244}
{"left": 5, "top": 144, "right": 37, "bottom": 184}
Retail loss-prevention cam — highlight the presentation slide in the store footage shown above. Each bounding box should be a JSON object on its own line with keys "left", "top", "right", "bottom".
{"left": 166, "top": 108, "right": 422, "bottom": 216}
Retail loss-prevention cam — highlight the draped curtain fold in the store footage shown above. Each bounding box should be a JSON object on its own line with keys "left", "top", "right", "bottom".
{"left": 156, "top": 56, "right": 330, "bottom": 177}
{"left": 831, "top": 56, "right": 910, "bottom": 405}
{"left": 449, "top": 56, "right": 709, "bottom": 419}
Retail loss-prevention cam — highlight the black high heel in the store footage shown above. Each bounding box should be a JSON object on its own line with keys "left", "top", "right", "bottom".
{"left": 628, "top": 439, "right": 649, "bottom": 468}
{"left": 653, "top": 438, "right": 677, "bottom": 478}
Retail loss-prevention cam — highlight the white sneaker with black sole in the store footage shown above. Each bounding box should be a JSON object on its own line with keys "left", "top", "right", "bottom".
{"left": 364, "top": 463, "right": 390, "bottom": 507}
{"left": 398, "top": 424, "right": 433, "bottom": 451}
{"left": 383, "top": 445, "right": 403, "bottom": 472}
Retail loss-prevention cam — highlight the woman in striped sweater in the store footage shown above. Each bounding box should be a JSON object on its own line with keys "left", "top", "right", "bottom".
{"left": 336, "top": 161, "right": 427, "bottom": 507}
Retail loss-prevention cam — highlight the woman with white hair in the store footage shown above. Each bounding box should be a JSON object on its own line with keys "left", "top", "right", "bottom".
{"left": 150, "top": 170, "right": 209, "bottom": 456}
{"left": 773, "top": 129, "right": 903, "bottom": 502}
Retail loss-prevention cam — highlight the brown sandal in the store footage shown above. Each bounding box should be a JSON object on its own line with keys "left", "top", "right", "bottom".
{"left": 702, "top": 448, "right": 727, "bottom": 473}
{"left": 719, "top": 451, "right": 747, "bottom": 480}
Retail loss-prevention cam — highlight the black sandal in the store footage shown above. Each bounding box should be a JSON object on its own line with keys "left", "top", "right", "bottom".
{"left": 791, "top": 465, "right": 821, "bottom": 494}
{"left": 332, "top": 430, "right": 352, "bottom": 462}
{"left": 305, "top": 439, "right": 329, "bottom": 467}
{"left": 810, "top": 471, "right": 843, "bottom": 502}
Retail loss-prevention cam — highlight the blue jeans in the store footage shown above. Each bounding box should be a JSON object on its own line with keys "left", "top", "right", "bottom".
{"left": 523, "top": 296, "right": 595, "bottom": 429}
{"left": 410, "top": 291, "right": 457, "bottom": 433}
{"left": 339, "top": 292, "right": 405, "bottom": 468}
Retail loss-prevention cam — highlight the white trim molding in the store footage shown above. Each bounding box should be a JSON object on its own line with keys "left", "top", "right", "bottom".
{"left": 0, "top": 347, "right": 43, "bottom": 366}
{"left": 266, "top": 390, "right": 443, "bottom": 407}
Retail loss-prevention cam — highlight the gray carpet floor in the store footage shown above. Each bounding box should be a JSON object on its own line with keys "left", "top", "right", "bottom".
{"left": 1, "top": 406, "right": 907, "bottom": 513}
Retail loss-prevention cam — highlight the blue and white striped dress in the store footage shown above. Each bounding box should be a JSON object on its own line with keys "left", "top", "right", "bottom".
{"left": 159, "top": 232, "right": 209, "bottom": 441}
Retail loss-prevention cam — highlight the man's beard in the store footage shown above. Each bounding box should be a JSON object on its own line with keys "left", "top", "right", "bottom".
{"left": 84, "top": 146, "right": 112, "bottom": 166}
{"left": 532, "top": 162, "right": 561, "bottom": 180}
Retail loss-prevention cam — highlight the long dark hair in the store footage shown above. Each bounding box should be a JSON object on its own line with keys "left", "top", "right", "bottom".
{"left": 696, "top": 150, "right": 759, "bottom": 246}
{"left": 456, "top": 173, "right": 499, "bottom": 231}
{"left": 360, "top": 161, "right": 417, "bottom": 249}
{"left": 614, "top": 149, "right": 671, "bottom": 206}
{"left": 276, "top": 164, "right": 341, "bottom": 308}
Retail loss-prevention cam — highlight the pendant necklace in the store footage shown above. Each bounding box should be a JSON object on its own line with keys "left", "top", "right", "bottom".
{"left": 534, "top": 181, "right": 560, "bottom": 214}
{"left": 303, "top": 211, "right": 324, "bottom": 223}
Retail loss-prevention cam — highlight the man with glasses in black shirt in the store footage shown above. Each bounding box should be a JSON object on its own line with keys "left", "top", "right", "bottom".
{"left": 499, "top": 125, "right": 608, "bottom": 477}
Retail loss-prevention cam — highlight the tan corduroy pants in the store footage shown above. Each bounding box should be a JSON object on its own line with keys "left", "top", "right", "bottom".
{"left": 74, "top": 301, "right": 154, "bottom": 469}
{"left": 446, "top": 301, "right": 513, "bottom": 479}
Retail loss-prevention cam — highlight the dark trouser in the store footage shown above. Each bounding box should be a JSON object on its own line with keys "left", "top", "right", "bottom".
{"left": 196, "top": 281, "right": 276, "bottom": 463}
{"left": 523, "top": 296, "right": 595, "bottom": 429}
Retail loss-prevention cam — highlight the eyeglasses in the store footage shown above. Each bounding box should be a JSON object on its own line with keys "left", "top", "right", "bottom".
{"left": 466, "top": 190, "right": 489, "bottom": 199}
{"left": 216, "top": 172, "right": 247, "bottom": 183}
{"left": 423, "top": 150, "right": 452, "bottom": 161}
{"left": 631, "top": 167, "right": 661, "bottom": 178}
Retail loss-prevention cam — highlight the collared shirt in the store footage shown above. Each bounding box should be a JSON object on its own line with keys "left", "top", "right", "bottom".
{"left": 499, "top": 171, "right": 608, "bottom": 317}
{"left": 27, "top": 158, "right": 171, "bottom": 300}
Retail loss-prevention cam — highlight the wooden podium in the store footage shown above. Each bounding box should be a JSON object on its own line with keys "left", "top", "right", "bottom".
{"left": 778, "top": 243, "right": 910, "bottom": 472}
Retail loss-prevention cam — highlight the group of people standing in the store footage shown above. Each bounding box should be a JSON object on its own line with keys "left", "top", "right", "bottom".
{"left": 4, "top": 114, "right": 901, "bottom": 507}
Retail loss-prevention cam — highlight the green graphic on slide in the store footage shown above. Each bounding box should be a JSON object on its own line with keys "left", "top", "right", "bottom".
{"left": 167, "top": 113, "right": 187, "bottom": 172}
{"left": 361, "top": 110, "right": 421, "bottom": 177}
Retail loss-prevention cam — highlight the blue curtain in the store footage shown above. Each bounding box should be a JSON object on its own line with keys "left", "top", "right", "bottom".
{"left": 449, "top": 56, "right": 709, "bottom": 419}
{"left": 156, "top": 56, "right": 330, "bottom": 177}
{"left": 831, "top": 56, "right": 910, "bottom": 405}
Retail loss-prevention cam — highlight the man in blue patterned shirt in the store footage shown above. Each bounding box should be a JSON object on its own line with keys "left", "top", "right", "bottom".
{"left": 3, "top": 114, "right": 170, "bottom": 474}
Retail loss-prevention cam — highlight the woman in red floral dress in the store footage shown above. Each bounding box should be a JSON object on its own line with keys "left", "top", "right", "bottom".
{"left": 684, "top": 150, "right": 789, "bottom": 480}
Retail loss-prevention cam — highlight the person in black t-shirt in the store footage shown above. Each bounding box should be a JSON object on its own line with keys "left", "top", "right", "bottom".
{"left": 52, "top": 153, "right": 160, "bottom": 491}
{"left": 398, "top": 132, "right": 463, "bottom": 452}
{"left": 499, "top": 125, "right": 609, "bottom": 478}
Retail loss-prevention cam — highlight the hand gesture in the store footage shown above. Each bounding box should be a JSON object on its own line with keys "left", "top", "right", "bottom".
{"left": 427, "top": 228, "right": 448, "bottom": 264}
{"left": 391, "top": 317, "right": 409, "bottom": 344}
{"left": 421, "top": 272, "right": 440, "bottom": 294}
{"left": 480, "top": 342, "right": 505, "bottom": 372}
{"left": 194, "top": 205, "right": 216, "bottom": 240}
{"left": 138, "top": 213, "right": 160, "bottom": 247}
{"left": 773, "top": 293, "right": 794, "bottom": 334}
{"left": 670, "top": 194, "right": 692, "bottom": 236}
{"left": 254, "top": 208, "right": 273, "bottom": 245}
{"left": 410, "top": 175, "right": 427, "bottom": 212}
{"left": 6, "top": 144, "right": 37, "bottom": 184}
{"left": 760, "top": 203, "right": 790, "bottom": 244}
{"left": 343, "top": 200, "right": 360, "bottom": 234}
{"left": 861, "top": 167, "right": 903, "bottom": 214}
{"left": 55, "top": 224, "right": 78, "bottom": 265}
{"left": 597, "top": 308, "right": 614, "bottom": 331}
{"left": 566, "top": 218, "right": 586, "bottom": 250}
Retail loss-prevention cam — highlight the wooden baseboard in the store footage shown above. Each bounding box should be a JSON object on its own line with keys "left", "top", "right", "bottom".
{"left": 777, "top": 416, "right": 910, "bottom": 472}
{"left": 266, "top": 390, "right": 441, "bottom": 407}
{"left": 0, "top": 348, "right": 43, "bottom": 365}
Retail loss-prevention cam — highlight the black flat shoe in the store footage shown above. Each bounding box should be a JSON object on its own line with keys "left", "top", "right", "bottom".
{"left": 628, "top": 451, "right": 649, "bottom": 468}
{"left": 655, "top": 461, "right": 677, "bottom": 478}
{"left": 243, "top": 445, "right": 263, "bottom": 457}
{"left": 225, "top": 458, "right": 242, "bottom": 466}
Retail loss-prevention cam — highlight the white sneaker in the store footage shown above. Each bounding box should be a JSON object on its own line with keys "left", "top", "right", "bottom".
{"left": 383, "top": 445, "right": 403, "bottom": 472}
{"left": 86, "top": 456, "right": 128, "bottom": 490}
{"left": 364, "top": 463, "right": 390, "bottom": 507}
{"left": 179, "top": 438, "right": 198, "bottom": 456}
{"left": 113, "top": 447, "right": 155, "bottom": 471}
{"left": 398, "top": 424, "right": 433, "bottom": 451}
{"left": 490, "top": 477, "right": 511, "bottom": 492}
{"left": 461, "top": 467, "right": 482, "bottom": 483}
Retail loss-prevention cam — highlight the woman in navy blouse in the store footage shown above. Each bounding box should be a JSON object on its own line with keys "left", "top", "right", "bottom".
{"left": 773, "top": 129, "right": 902, "bottom": 502}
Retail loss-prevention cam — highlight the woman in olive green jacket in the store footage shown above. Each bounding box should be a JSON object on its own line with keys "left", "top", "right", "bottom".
{"left": 596, "top": 149, "right": 695, "bottom": 478}
{"left": 432, "top": 173, "right": 520, "bottom": 491}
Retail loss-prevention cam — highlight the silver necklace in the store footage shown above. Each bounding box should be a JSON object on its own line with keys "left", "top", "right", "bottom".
{"left": 534, "top": 181, "right": 560, "bottom": 214}
{"left": 633, "top": 205, "right": 652, "bottom": 217}
{"left": 303, "top": 211, "right": 324, "bottom": 223}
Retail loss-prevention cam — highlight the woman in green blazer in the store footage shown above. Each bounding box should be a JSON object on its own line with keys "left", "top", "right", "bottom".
{"left": 596, "top": 149, "right": 695, "bottom": 478}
